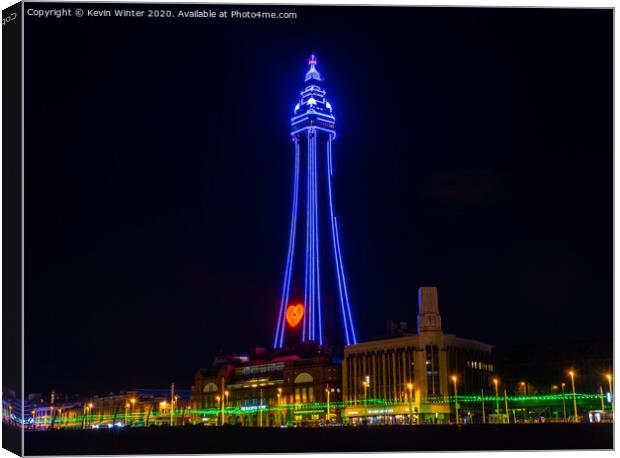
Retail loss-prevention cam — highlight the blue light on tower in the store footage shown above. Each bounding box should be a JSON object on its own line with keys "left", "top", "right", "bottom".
{"left": 273, "top": 55, "right": 357, "bottom": 349}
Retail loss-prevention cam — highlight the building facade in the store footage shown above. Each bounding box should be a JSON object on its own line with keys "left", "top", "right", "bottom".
{"left": 24, "top": 389, "right": 189, "bottom": 430}
{"left": 342, "top": 287, "right": 494, "bottom": 424}
{"left": 192, "top": 346, "right": 342, "bottom": 426}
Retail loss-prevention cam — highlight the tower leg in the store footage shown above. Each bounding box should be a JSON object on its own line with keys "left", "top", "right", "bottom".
{"left": 274, "top": 139, "right": 301, "bottom": 348}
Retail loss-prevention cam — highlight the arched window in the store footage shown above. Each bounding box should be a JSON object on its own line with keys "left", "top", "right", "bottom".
{"left": 294, "top": 372, "right": 313, "bottom": 384}
{"left": 203, "top": 382, "right": 218, "bottom": 393}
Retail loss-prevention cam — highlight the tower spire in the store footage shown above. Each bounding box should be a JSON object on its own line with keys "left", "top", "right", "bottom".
{"left": 305, "top": 54, "right": 322, "bottom": 82}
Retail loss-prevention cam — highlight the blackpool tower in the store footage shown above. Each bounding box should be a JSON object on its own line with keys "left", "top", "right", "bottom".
{"left": 273, "top": 55, "right": 357, "bottom": 349}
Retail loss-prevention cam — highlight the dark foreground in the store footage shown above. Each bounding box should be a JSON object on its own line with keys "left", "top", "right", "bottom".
{"left": 22, "top": 423, "right": 613, "bottom": 455}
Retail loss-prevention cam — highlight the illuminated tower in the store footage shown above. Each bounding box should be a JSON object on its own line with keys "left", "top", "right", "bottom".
{"left": 273, "top": 55, "right": 357, "bottom": 349}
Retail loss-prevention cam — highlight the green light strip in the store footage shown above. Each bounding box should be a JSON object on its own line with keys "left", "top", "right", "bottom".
{"left": 24, "top": 391, "right": 611, "bottom": 426}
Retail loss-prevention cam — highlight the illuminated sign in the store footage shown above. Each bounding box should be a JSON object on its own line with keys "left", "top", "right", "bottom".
{"left": 368, "top": 408, "right": 394, "bottom": 414}
{"left": 286, "top": 303, "right": 304, "bottom": 328}
{"left": 240, "top": 405, "right": 267, "bottom": 412}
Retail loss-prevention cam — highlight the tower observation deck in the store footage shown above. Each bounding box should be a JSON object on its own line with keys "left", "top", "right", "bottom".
{"left": 273, "top": 55, "right": 357, "bottom": 350}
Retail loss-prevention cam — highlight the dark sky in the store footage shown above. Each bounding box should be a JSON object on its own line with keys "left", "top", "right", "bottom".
{"left": 24, "top": 5, "right": 612, "bottom": 395}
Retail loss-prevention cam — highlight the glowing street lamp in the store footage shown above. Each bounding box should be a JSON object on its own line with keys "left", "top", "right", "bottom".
{"left": 503, "top": 389, "right": 509, "bottom": 423}
{"left": 451, "top": 376, "right": 459, "bottom": 424}
{"left": 222, "top": 391, "right": 229, "bottom": 426}
{"left": 87, "top": 403, "right": 93, "bottom": 427}
{"left": 215, "top": 395, "right": 221, "bottom": 426}
{"left": 493, "top": 378, "right": 500, "bottom": 415}
{"left": 481, "top": 388, "right": 486, "bottom": 424}
{"left": 124, "top": 402, "right": 130, "bottom": 425}
{"left": 128, "top": 398, "right": 135, "bottom": 425}
{"left": 159, "top": 400, "right": 167, "bottom": 425}
{"left": 325, "top": 385, "right": 331, "bottom": 425}
{"left": 568, "top": 371, "right": 578, "bottom": 422}
{"left": 520, "top": 382, "right": 527, "bottom": 421}
{"left": 362, "top": 377, "right": 370, "bottom": 406}
{"left": 83, "top": 404, "right": 92, "bottom": 429}
{"left": 407, "top": 383, "right": 414, "bottom": 425}
{"left": 277, "top": 388, "right": 283, "bottom": 426}
{"left": 561, "top": 383, "right": 567, "bottom": 421}
{"left": 606, "top": 374, "right": 613, "bottom": 415}
{"left": 258, "top": 388, "right": 264, "bottom": 427}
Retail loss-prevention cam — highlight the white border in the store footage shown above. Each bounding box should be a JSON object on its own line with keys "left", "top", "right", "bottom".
{"left": 0, "top": 2, "right": 616, "bottom": 458}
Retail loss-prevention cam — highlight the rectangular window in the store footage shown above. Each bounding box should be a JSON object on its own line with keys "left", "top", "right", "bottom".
{"left": 426, "top": 345, "right": 441, "bottom": 396}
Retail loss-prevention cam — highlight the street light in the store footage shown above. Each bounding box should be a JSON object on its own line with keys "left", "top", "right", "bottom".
{"left": 87, "top": 403, "right": 93, "bottom": 427}
{"left": 520, "top": 382, "right": 527, "bottom": 421}
{"left": 451, "top": 376, "right": 459, "bottom": 424}
{"left": 325, "top": 385, "right": 331, "bottom": 426}
{"left": 277, "top": 388, "right": 282, "bottom": 426}
{"left": 606, "top": 374, "right": 613, "bottom": 416}
{"left": 568, "top": 371, "right": 578, "bottom": 422}
{"left": 407, "top": 383, "right": 414, "bottom": 425}
{"left": 493, "top": 378, "right": 500, "bottom": 415}
{"left": 124, "top": 402, "right": 130, "bottom": 426}
{"left": 128, "top": 398, "right": 135, "bottom": 425}
{"left": 362, "top": 378, "right": 370, "bottom": 406}
{"left": 258, "top": 388, "right": 264, "bottom": 427}
{"left": 481, "top": 388, "right": 486, "bottom": 424}
{"left": 503, "top": 389, "right": 509, "bottom": 424}
{"left": 81, "top": 405, "right": 90, "bottom": 429}
{"left": 158, "top": 400, "right": 167, "bottom": 426}
{"left": 561, "top": 383, "right": 567, "bottom": 421}
{"left": 222, "top": 391, "right": 229, "bottom": 426}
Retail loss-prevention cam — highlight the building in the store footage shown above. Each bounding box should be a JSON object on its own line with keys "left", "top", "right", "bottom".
{"left": 342, "top": 287, "right": 494, "bottom": 424}
{"left": 273, "top": 54, "right": 357, "bottom": 350}
{"left": 191, "top": 345, "right": 342, "bottom": 426}
{"left": 26, "top": 388, "right": 189, "bottom": 430}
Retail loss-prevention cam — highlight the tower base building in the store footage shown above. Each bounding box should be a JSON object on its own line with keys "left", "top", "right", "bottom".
{"left": 342, "top": 287, "right": 494, "bottom": 425}
{"left": 191, "top": 345, "right": 343, "bottom": 427}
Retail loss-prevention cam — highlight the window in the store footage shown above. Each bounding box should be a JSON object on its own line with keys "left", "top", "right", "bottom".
{"left": 294, "top": 372, "right": 314, "bottom": 384}
{"left": 425, "top": 345, "right": 440, "bottom": 396}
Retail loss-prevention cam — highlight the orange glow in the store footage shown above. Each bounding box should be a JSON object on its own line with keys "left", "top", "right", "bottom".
{"left": 286, "top": 304, "right": 304, "bottom": 328}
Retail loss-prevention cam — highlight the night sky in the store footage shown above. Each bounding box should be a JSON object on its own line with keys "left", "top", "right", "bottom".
{"left": 24, "top": 5, "right": 612, "bottom": 395}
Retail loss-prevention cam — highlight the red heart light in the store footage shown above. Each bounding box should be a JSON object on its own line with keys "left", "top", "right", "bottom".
{"left": 286, "top": 304, "right": 304, "bottom": 328}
